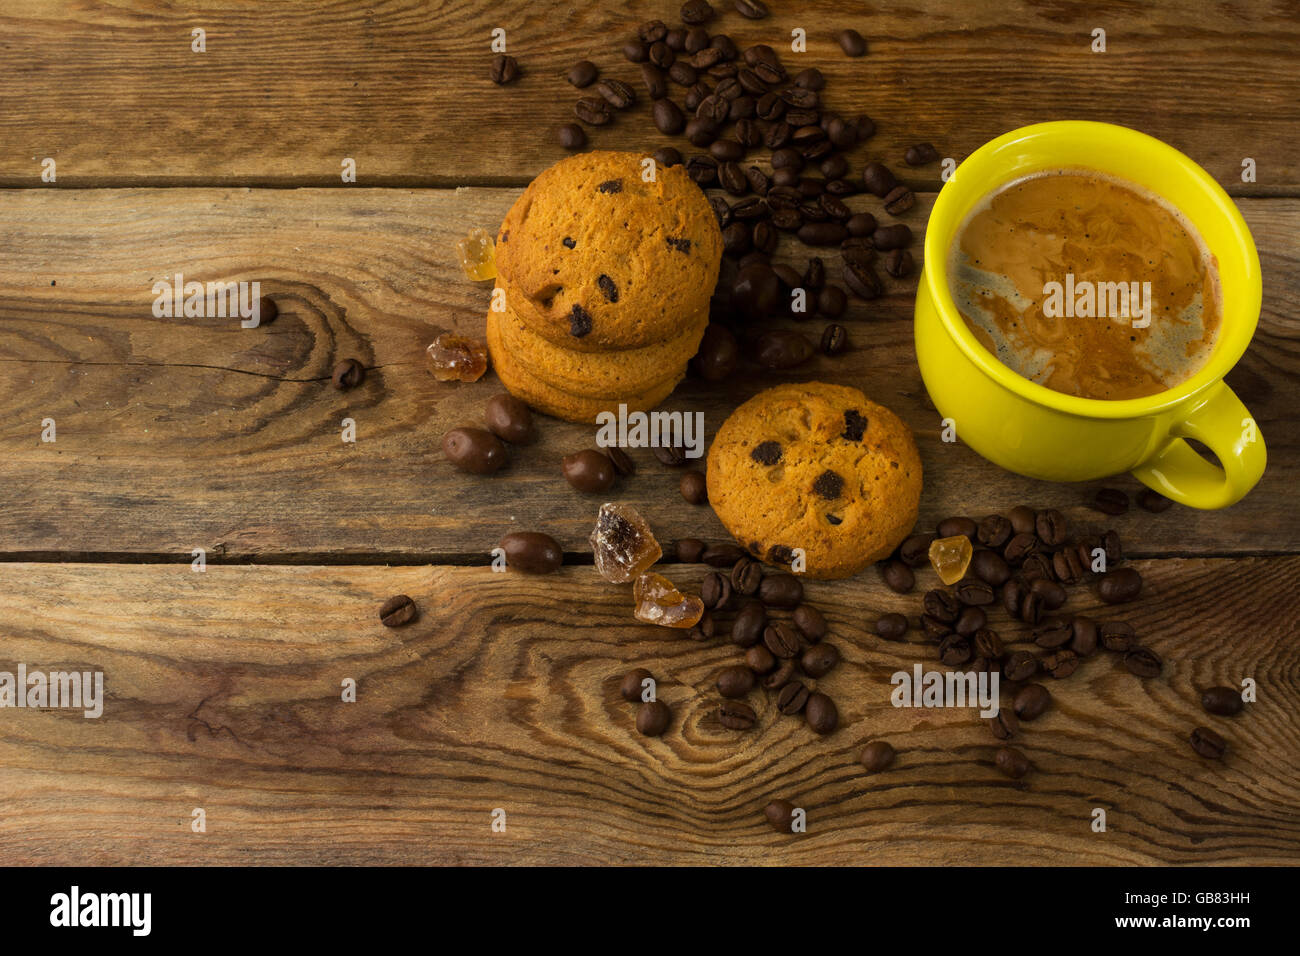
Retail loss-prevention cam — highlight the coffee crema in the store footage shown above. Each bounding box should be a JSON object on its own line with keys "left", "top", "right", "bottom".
{"left": 947, "top": 170, "right": 1221, "bottom": 400}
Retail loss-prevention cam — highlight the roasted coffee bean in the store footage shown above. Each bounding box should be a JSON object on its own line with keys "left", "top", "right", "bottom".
{"left": 751, "top": 218, "right": 778, "bottom": 254}
{"left": 685, "top": 117, "right": 719, "bottom": 147}
{"left": 859, "top": 740, "right": 895, "bottom": 773}
{"left": 898, "top": 533, "right": 935, "bottom": 568}
{"left": 813, "top": 285, "right": 845, "bottom": 317}
{"left": 717, "top": 664, "right": 756, "bottom": 699}
{"left": 861, "top": 162, "right": 897, "bottom": 197}
{"left": 759, "top": 572, "right": 803, "bottom": 607}
{"left": 734, "top": 0, "right": 771, "bottom": 20}
{"left": 903, "top": 143, "right": 941, "bottom": 166}
{"left": 798, "top": 199, "right": 829, "bottom": 221}
{"left": 1102, "top": 529, "right": 1124, "bottom": 565}
{"left": 692, "top": 46, "right": 726, "bottom": 69}
{"left": 711, "top": 137, "right": 745, "bottom": 162}
{"left": 490, "top": 54, "right": 520, "bottom": 84}
{"left": 692, "top": 610, "right": 716, "bottom": 641}
{"left": 883, "top": 249, "right": 913, "bottom": 278}
{"left": 562, "top": 449, "right": 616, "bottom": 493}
{"left": 575, "top": 96, "right": 613, "bottom": 125}
{"left": 878, "top": 185, "right": 913, "bottom": 217}
{"left": 840, "top": 235, "right": 875, "bottom": 266}
{"left": 653, "top": 439, "right": 689, "bottom": 467}
{"left": 641, "top": 63, "right": 669, "bottom": 99}
{"left": 730, "top": 196, "right": 769, "bottom": 220}
{"left": 443, "top": 427, "right": 508, "bottom": 475}
{"left": 1001, "top": 576, "right": 1027, "bottom": 618}
{"left": 1189, "top": 726, "right": 1226, "bottom": 760}
{"left": 1034, "top": 509, "right": 1067, "bottom": 548}
{"left": 701, "top": 570, "right": 733, "bottom": 611}
{"left": 1092, "top": 487, "right": 1130, "bottom": 515}
{"left": 1031, "top": 578, "right": 1067, "bottom": 611}
{"left": 710, "top": 32, "right": 739, "bottom": 59}
{"left": 1124, "top": 646, "right": 1162, "bottom": 678}
{"left": 602, "top": 447, "right": 634, "bottom": 478}
{"left": 792, "top": 604, "right": 828, "bottom": 641}
{"left": 595, "top": 78, "right": 637, "bottom": 109}
{"left": 872, "top": 223, "right": 912, "bottom": 251}
{"left": 639, "top": 19, "right": 668, "bottom": 42}
{"left": 956, "top": 606, "right": 987, "bottom": 638}
{"left": 763, "top": 660, "right": 797, "bottom": 692}
{"left": 1069, "top": 616, "right": 1099, "bottom": 656}
{"left": 1052, "top": 548, "right": 1085, "bottom": 585}
{"left": 499, "top": 532, "right": 563, "bottom": 574}
{"left": 731, "top": 600, "right": 768, "bottom": 647}
{"left": 971, "top": 549, "right": 1011, "bottom": 587}
{"left": 1099, "top": 621, "right": 1137, "bottom": 652}
{"left": 484, "top": 392, "right": 535, "bottom": 444}
{"left": 1003, "top": 532, "right": 1038, "bottom": 564}
{"left": 956, "top": 579, "right": 996, "bottom": 606}
{"left": 731, "top": 556, "right": 763, "bottom": 595}
{"left": 777, "top": 680, "right": 811, "bottom": 715}
{"left": 835, "top": 28, "right": 867, "bottom": 56}
{"left": 987, "top": 708, "right": 1018, "bottom": 740}
{"left": 936, "top": 516, "right": 977, "bottom": 539}
{"left": 1201, "top": 686, "right": 1245, "bottom": 717}
{"left": 741, "top": 165, "right": 771, "bottom": 196}
{"left": 1020, "top": 552, "right": 1054, "bottom": 583}
{"left": 680, "top": 469, "right": 708, "bottom": 505}
{"left": 939, "top": 634, "right": 972, "bottom": 666}
{"left": 568, "top": 60, "right": 599, "bottom": 88}
{"left": 556, "top": 123, "right": 587, "bottom": 150}
{"left": 1098, "top": 567, "right": 1142, "bottom": 604}
{"left": 648, "top": 40, "right": 674, "bottom": 69}
{"left": 819, "top": 156, "right": 848, "bottom": 181}
{"left": 1137, "top": 488, "right": 1173, "bottom": 513}
{"left": 680, "top": 27, "right": 704, "bottom": 53}
{"left": 755, "top": 330, "right": 814, "bottom": 368}
{"left": 1005, "top": 505, "right": 1035, "bottom": 535}
{"left": 669, "top": 60, "right": 701, "bottom": 86}
{"left": 675, "top": 538, "right": 706, "bottom": 563}
{"left": 881, "top": 559, "right": 915, "bottom": 593}
{"left": 801, "top": 642, "right": 839, "bottom": 678}
{"left": 764, "top": 798, "right": 797, "bottom": 832}
{"left": 976, "top": 515, "right": 1013, "bottom": 549}
{"left": 332, "top": 357, "right": 365, "bottom": 389}
{"left": 620, "top": 668, "right": 652, "bottom": 702}
{"left": 637, "top": 699, "right": 672, "bottom": 736}
{"left": 623, "top": 40, "right": 649, "bottom": 63}
{"left": 923, "top": 589, "right": 961, "bottom": 623}
{"left": 800, "top": 256, "right": 826, "bottom": 291}
{"left": 794, "top": 221, "right": 845, "bottom": 246}
{"left": 1040, "top": 649, "right": 1079, "bottom": 679}
{"left": 921, "top": 615, "right": 953, "bottom": 641}
{"left": 805, "top": 692, "right": 838, "bottom": 734}
{"left": 819, "top": 194, "right": 850, "bottom": 221}
{"left": 694, "top": 323, "right": 739, "bottom": 382}
{"left": 755, "top": 92, "right": 785, "bottom": 121}
{"left": 764, "top": 622, "right": 803, "bottom": 659}
{"left": 735, "top": 67, "right": 767, "bottom": 96}
{"left": 875, "top": 612, "right": 909, "bottom": 641}
{"left": 972, "top": 626, "right": 1003, "bottom": 659}
{"left": 1003, "top": 650, "right": 1038, "bottom": 682}
{"left": 378, "top": 594, "right": 417, "bottom": 628}
{"left": 722, "top": 221, "right": 751, "bottom": 256}
{"left": 843, "top": 257, "right": 883, "bottom": 299}
{"left": 995, "top": 746, "right": 1031, "bottom": 779}
{"left": 1033, "top": 617, "right": 1073, "bottom": 648}
{"left": 845, "top": 212, "right": 878, "bottom": 238}
{"left": 764, "top": 120, "right": 792, "bottom": 149}
{"left": 1009, "top": 683, "right": 1050, "bottom": 722}
{"left": 717, "top": 160, "right": 748, "bottom": 195}
{"left": 746, "top": 645, "right": 777, "bottom": 675}
{"left": 732, "top": 262, "right": 780, "bottom": 318}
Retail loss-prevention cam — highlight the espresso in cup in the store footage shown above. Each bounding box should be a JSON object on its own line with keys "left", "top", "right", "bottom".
{"left": 947, "top": 170, "right": 1222, "bottom": 401}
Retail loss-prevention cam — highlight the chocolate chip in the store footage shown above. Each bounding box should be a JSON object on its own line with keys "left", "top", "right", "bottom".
{"left": 842, "top": 409, "right": 868, "bottom": 440}
{"left": 597, "top": 274, "right": 619, "bottom": 302}
{"left": 569, "top": 305, "right": 592, "bottom": 337}
{"left": 562, "top": 237, "right": 576, "bottom": 249}
{"left": 665, "top": 237, "right": 692, "bottom": 253}
{"left": 751, "top": 440, "right": 782, "bottom": 465}
{"left": 812, "top": 470, "right": 844, "bottom": 499}
{"left": 597, "top": 179, "right": 623, "bottom": 194}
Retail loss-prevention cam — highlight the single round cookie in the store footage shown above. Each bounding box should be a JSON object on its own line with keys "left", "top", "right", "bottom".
{"left": 493, "top": 287, "right": 708, "bottom": 397}
{"left": 487, "top": 309, "right": 684, "bottom": 423}
{"left": 494, "top": 151, "right": 723, "bottom": 352}
{"left": 706, "top": 383, "right": 923, "bottom": 579}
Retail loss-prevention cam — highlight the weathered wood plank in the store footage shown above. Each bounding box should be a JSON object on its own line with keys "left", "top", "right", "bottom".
{"left": 0, "top": 1, "right": 1296, "bottom": 190}
{"left": 0, "top": 559, "right": 1294, "bottom": 865}
{"left": 0, "top": 188, "right": 1295, "bottom": 559}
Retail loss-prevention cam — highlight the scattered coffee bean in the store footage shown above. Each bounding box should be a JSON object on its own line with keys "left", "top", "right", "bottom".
{"left": 332, "top": 358, "right": 365, "bottom": 389}
{"left": 859, "top": 740, "right": 895, "bottom": 772}
{"left": 846, "top": 212, "right": 878, "bottom": 237}
{"left": 956, "top": 607, "right": 987, "bottom": 638}
{"left": 1098, "top": 567, "right": 1143, "bottom": 604}
{"left": 876, "top": 612, "right": 909, "bottom": 640}
{"left": 704, "top": 543, "right": 747, "bottom": 566}
{"left": 1014, "top": 684, "right": 1052, "bottom": 721}
{"left": 764, "top": 621, "right": 803, "bottom": 659}
{"left": 675, "top": 538, "right": 706, "bottom": 563}
{"left": 956, "top": 579, "right": 996, "bottom": 606}
{"left": 1040, "top": 648, "right": 1079, "bottom": 679}
{"left": 1035, "top": 509, "right": 1068, "bottom": 547}
{"left": 1007, "top": 506, "right": 1037, "bottom": 535}
{"left": 562, "top": 449, "right": 616, "bottom": 493}
{"left": 1004, "top": 533, "right": 1038, "bottom": 564}
{"left": 499, "top": 532, "right": 563, "bottom": 574}
{"left": 484, "top": 393, "right": 535, "bottom": 444}
{"left": 804, "top": 692, "right": 838, "bottom": 734}
{"left": 620, "top": 668, "right": 652, "bottom": 703}
{"left": 731, "top": 600, "right": 768, "bottom": 647}
{"left": 1201, "top": 686, "right": 1245, "bottom": 717}
{"left": 556, "top": 123, "right": 587, "bottom": 150}
{"left": 1189, "top": 726, "right": 1226, "bottom": 760}
{"left": 861, "top": 162, "right": 897, "bottom": 197}
{"left": 923, "top": 588, "right": 960, "bottom": 623}
{"left": 637, "top": 699, "right": 672, "bottom": 736}
{"left": 652, "top": 98, "right": 687, "bottom": 134}
{"left": 378, "top": 594, "right": 417, "bottom": 628}
{"left": 731, "top": 556, "right": 763, "bottom": 596}
{"left": 574, "top": 96, "right": 613, "bottom": 125}
{"left": 763, "top": 660, "right": 797, "bottom": 692}
{"left": 734, "top": 0, "right": 771, "bottom": 20}
{"left": 754, "top": 330, "right": 815, "bottom": 368}
{"left": 1033, "top": 617, "right": 1072, "bottom": 648}
{"left": 835, "top": 28, "right": 867, "bottom": 57}
{"left": 443, "top": 427, "right": 508, "bottom": 475}
{"left": 883, "top": 185, "right": 915, "bottom": 216}
{"left": 764, "top": 798, "right": 797, "bottom": 832}
{"left": 988, "top": 708, "right": 1018, "bottom": 740}
{"left": 680, "top": 469, "right": 708, "bottom": 505}
{"left": 719, "top": 699, "right": 758, "bottom": 730}
{"left": 1137, "top": 488, "right": 1173, "bottom": 513}
{"left": 977, "top": 515, "right": 1013, "bottom": 548}
{"left": 1052, "top": 548, "right": 1085, "bottom": 585}
{"left": 898, "top": 534, "right": 935, "bottom": 568}
{"left": 717, "top": 664, "right": 756, "bottom": 699}
{"left": 881, "top": 559, "right": 915, "bottom": 594}
{"left": 490, "top": 54, "right": 520, "bottom": 85}
{"left": 820, "top": 323, "right": 848, "bottom": 356}
{"left": 940, "top": 633, "right": 972, "bottom": 666}
{"left": 1093, "top": 487, "right": 1130, "bottom": 515}
{"left": 972, "top": 626, "right": 1002, "bottom": 658}
{"left": 1124, "top": 646, "right": 1162, "bottom": 678}
{"left": 995, "top": 746, "right": 1031, "bottom": 779}
{"left": 702, "top": 570, "right": 733, "bottom": 611}
{"left": 1099, "top": 621, "right": 1137, "bottom": 652}
{"left": 1003, "top": 650, "right": 1038, "bottom": 681}
{"left": 872, "top": 223, "right": 912, "bottom": 250}
{"left": 694, "top": 322, "right": 738, "bottom": 381}
{"left": 1030, "top": 577, "right": 1067, "bottom": 610}
{"left": 884, "top": 248, "right": 914, "bottom": 278}
{"left": 971, "top": 549, "right": 1012, "bottom": 587}
{"left": 567, "top": 60, "right": 598, "bottom": 88}
{"left": 777, "top": 680, "right": 811, "bottom": 715}
{"left": 1069, "top": 616, "right": 1099, "bottom": 656}
{"left": 791, "top": 605, "right": 827, "bottom": 642}
{"left": 801, "top": 642, "right": 839, "bottom": 678}
{"left": 653, "top": 441, "right": 689, "bottom": 467}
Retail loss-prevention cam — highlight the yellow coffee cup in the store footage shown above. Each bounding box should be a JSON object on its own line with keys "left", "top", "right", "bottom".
{"left": 915, "top": 121, "right": 1266, "bottom": 509}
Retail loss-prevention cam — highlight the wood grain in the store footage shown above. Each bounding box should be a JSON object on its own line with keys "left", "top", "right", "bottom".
{"left": 0, "top": 1, "right": 1297, "bottom": 190}
{"left": 0, "top": 559, "right": 1294, "bottom": 865}
{"left": 0, "top": 187, "right": 1295, "bottom": 560}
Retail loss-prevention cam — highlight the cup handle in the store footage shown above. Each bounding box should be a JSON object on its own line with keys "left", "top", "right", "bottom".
{"left": 1131, "top": 382, "right": 1266, "bottom": 509}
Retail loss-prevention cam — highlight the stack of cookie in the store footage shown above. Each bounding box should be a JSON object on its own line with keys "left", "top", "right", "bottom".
{"left": 488, "top": 151, "right": 723, "bottom": 423}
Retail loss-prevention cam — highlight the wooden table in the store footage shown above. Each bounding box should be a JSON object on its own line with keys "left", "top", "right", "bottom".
{"left": 1, "top": 1, "right": 1296, "bottom": 866}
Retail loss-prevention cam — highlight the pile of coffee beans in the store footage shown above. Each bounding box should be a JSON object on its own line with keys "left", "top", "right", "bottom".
{"left": 443, "top": 392, "right": 537, "bottom": 475}
{"left": 546, "top": 8, "right": 941, "bottom": 382}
